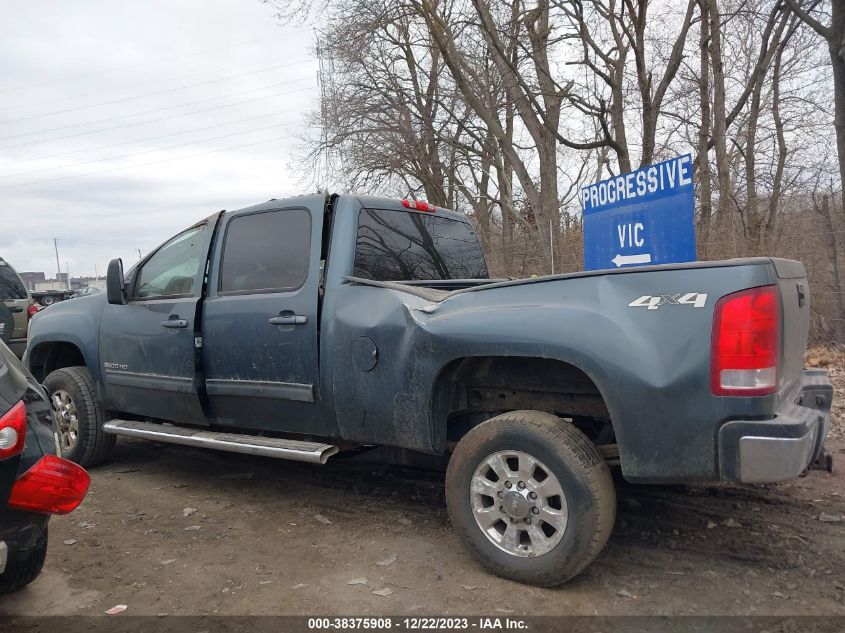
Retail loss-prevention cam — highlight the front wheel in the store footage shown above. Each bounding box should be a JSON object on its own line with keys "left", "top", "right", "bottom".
{"left": 43, "top": 366, "right": 115, "bottom": 467}
{"left": 445, "top": 410, "right": 616, "bottom": 586}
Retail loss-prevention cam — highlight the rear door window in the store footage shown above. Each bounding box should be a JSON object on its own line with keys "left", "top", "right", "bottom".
{"left": 219, "top": 208, "right": 311, "bottom": 294}
{"left": 0, "top": 264, "right": 27, "bottom": 300}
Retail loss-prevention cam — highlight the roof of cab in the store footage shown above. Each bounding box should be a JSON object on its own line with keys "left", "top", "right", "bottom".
{"left": 226, "top": 193, "right": 468, "bottom": 223}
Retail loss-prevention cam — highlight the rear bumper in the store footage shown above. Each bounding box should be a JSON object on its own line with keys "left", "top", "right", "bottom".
{"left": 719, "top": 369, "right": 832, "bottom": 484}
{"left": 0, "top": 509, "right": 49, "bottom": 559}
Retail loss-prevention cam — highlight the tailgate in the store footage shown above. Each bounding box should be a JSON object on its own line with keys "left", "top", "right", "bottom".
{"left": 771, "top": 259, "right": 811, "bottom": 399}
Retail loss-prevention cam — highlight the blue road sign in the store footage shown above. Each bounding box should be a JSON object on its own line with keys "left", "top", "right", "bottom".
{"left": 581, "top": 154, "right": 696, "bottom": 271}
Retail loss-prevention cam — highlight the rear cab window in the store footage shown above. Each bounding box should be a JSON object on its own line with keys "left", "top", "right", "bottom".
{"left": 353, "top": 208, "right": 489, "bottom": 281}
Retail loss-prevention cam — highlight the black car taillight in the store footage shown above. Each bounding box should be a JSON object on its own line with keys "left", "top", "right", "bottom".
{"left": 8, "top": 455, "right": 91, "bottom": 515}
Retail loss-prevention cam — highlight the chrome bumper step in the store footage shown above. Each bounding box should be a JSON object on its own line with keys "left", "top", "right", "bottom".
{"left": 103, "top": 419, "right": 338, "bottom": 464}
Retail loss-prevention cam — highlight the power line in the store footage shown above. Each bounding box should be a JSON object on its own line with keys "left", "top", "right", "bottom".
{"left": 0, "top": 82, "right": 314, "bottom": 149}
{"left": 0, "top": 78, "right": 310, "bottom": 142}
{"left": 0, "top": 104, "right": 309, "bottom": 168}
{"left": 0, "top": 121, "right": 295, "bottom": 180}
{"left": 0, "top": 34, "right": 299, "bottom": 94}
{"left": 0, "top": 62, "right": 313, "bottom": 125}
{"left": 5, "top": 55, "right": 313, "bottom": 113}
{"left": 0, "top": 133, "right": 297, "bottom": 190}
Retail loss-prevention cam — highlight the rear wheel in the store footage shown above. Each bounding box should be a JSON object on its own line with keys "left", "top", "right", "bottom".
{"left": 445, "top": 410, "right": 615, "bottom": 586}
{"left": 0, "top": 533, "right": 48, "bottom": 595}
{"left": 43, "top": 366, "right": 115, "bottom": 467}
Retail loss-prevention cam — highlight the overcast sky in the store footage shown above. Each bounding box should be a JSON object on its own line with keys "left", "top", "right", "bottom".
{"left": 0, "top": 0, "right": 320, "bottom": 279}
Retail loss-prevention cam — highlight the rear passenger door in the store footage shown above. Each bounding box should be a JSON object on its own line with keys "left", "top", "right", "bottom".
{"left": 202, "top": 198, "right": 327, "bottom": 435}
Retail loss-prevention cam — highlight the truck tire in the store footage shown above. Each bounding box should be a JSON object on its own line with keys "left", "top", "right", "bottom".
{"left": 40, "top": 295, "right": 55, "bottom": 306}
{"left": 0, "top": 534, "right": 47, "bottom": 595}
{"left": 445, "top": 410, "right": 615, "bottom": 587}
{"left": 43, "top": 366, "right": 115, "bottom": 467}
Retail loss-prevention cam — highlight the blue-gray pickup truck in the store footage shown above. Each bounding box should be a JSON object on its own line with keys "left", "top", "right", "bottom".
{"left": 24, "top": 193, "right": 832, "bottom": 586}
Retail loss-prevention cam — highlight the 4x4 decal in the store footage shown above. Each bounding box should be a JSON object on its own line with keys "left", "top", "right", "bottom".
{"left": 628, "top": 293, "right": 708, "bottom": 310}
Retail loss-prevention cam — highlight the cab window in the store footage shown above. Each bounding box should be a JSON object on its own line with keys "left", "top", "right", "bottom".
{"left": 353, "top": 209, "right": 489, "bottom": 281}
{"left": 133, "top": 225, "right": 206, "bottom": 299}
{"left": 219, "top": 209, "right": 311, "bottom": 294}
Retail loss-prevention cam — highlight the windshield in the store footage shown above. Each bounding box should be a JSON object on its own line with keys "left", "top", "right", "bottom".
{"left": 353, "top": 208, "right": 489, "bottom": 282}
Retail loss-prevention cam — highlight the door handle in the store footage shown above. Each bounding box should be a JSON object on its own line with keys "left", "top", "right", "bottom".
{"left": 161, "top": 317, "right": 189, "bottom": 329}
{"left": 8, "top": 307, "right": 22, "bottom": 313}
{"left": 269, "top": 313, "right": 307, "bottom": 326}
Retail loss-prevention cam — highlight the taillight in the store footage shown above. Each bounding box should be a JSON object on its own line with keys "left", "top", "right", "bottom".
{"left": 27, "top": 303, "right": 39, "bottom": 319}
{"left": 0, "top": 400, "right": 27, "bottom": 459}
{"left": 711, "top": 285, "right": 779, "bottom": 396}
{"left": 401, "top": 198, "right": 435, "bottom": 212}
{"left": 8, "top": 454, "right": 90, "bottom": 515}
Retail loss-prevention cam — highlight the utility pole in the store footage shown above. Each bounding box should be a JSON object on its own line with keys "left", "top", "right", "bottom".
{"left": 135, "top": 249, "right": 142, "bottom": 260}
{"left": 53, "top": 238, "right": 62, "bottom": 286}
{"left": 65, "top": 262, "right": 71, "bottom": 290}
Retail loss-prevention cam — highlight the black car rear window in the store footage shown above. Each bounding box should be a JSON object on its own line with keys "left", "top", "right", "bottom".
{"left": 0, "top": 264, "right": 26, "bottom": 300}
{"left": 353, "top": 209, "right": 489, "bottom": 281}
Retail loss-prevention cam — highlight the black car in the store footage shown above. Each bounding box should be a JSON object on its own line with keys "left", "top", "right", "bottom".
{"left": 0, "top": 309, "right": 90, "bottom": 594}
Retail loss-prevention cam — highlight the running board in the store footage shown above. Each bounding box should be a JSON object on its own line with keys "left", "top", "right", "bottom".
{"left": 103, "top": 420, "right": 339, "bottom": 464}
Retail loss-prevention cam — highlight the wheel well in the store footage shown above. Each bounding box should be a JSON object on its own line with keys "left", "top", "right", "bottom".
{"left": 28, "top": 342, "right": 86, "bottom": 382}
{"left": 432, "top": 356, "right": 615, "bottom": 450}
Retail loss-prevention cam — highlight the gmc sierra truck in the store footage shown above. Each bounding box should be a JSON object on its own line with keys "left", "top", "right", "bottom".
{"left": 24, "top": 193, "right": 832, "bottom": 586}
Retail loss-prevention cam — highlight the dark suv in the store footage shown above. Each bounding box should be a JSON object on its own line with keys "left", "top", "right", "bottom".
{"left": 0, "top": 326, "right": 90, "bottom": 594}
{"left": 0, "top": 258, "right": 37, "bottom": 358}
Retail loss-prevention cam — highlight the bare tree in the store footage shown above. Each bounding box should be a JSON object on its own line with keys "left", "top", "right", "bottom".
{"left": 785, "top": 0, "right": 844, "bottom": 214}
{"left": 265, "top": 0, "right": 843, "bottom": 342}
{"left": 557, "top": 0, "right": 696, "bottom": 170}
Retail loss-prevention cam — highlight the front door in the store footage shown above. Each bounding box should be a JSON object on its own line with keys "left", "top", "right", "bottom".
{"left": 99, "top": 216, "right": 219, "bottom": 425}
{"left": 202, "top": 198, "right": 325, "bottom": 434}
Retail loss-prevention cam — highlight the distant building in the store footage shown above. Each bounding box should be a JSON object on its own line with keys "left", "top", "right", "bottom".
{"left": 22, "top": 271, "right": 104, "bottom": 292}
{"left": 19, "top": 271, "right": 46, "bottom": 290}
{"left": 70, "top": 276, "right": 106, "bottom": 290}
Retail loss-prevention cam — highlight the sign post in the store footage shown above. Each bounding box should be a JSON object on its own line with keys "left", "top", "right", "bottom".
{"left": 581, "top": 154, "right": 696, "bottom": 271}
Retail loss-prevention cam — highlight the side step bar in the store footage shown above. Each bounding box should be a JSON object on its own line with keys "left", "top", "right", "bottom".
{"left": 103, "top": 420, "right": 339, "bottom": 464}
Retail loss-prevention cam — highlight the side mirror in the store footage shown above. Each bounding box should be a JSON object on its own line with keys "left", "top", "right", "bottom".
{"left": 106, "top": 258, "right": 126, "bottom": 305}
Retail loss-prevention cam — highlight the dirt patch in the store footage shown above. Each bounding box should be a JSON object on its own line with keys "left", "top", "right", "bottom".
{"left": 0, "top": 435, "right": 842, "bottom": 617}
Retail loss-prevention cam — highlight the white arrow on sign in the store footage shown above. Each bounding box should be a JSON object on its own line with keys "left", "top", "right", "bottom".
{"left": 612, "top": 253, "right": 652, "bottom": 267}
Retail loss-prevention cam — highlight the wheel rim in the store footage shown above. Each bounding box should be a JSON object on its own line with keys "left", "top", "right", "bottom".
{"left": 51, "top": 389, "right": 79, "bottom": 453}
{"left": 470, "top": 450, "right": 568, "bottom": 558}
